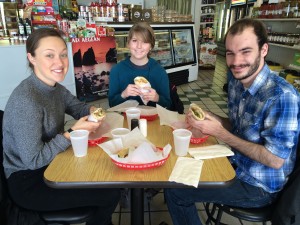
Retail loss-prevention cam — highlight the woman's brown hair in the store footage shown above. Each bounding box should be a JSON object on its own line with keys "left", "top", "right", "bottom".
{"left": 26, "top": 28, "right": 66, "bottom": 70}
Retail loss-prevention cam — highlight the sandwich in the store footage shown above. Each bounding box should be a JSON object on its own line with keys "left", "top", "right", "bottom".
{"left": 189, "top": 103, "right": 205, "bottom": 121}
{"left": 134, "top": 76, "right": 151, "bottom": 104}
{"left": 117, "top": 147, "right": 129, "bottom": 158}
{"left": 88, "top": 108, "right": 106, "bottom": 122}
{"left": 134, "top": 76, "right": 149, "bottom": 87}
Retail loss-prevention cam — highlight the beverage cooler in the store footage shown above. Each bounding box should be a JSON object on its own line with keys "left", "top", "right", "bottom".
{"left": 214, "top": 0, "right": 253, "bottom": 43}
{"left": 109, "top": 23, "right": 198, "bottom": 86}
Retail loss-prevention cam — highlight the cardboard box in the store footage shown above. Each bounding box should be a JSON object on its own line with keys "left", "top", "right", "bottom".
{"left": 131, "top": 8, "right": 152, "bottom": 22}
{"left": 131, "top": 8, "right": 142, "bottom": 22}
{"left": 142, "top": 9, "right": 152, "bottom": 22}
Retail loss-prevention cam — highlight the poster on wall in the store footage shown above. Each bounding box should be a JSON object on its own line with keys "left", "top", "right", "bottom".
{"left": 199, "top": 43, "right": 218, "bottom": 69}
{"left": 71, "top": 36, "right": 117, "bottom": 102}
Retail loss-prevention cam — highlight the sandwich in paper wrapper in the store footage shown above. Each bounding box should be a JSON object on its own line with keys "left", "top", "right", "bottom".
{"left": 99, "top": 127, "right": 171, "bottom": 164}
{"left": 88, "top": 108, "right": 106, "bottom": 122}
{"left": 189, "top": 103, "right": 205, "bottom": 121}
{"left": 134, "top": 76, "right": 151, "bottom": 105}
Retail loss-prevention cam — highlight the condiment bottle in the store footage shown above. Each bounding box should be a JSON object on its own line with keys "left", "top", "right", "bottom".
{"left": 131, "top": 119, "right": 139, "bottom": 131}
{"left": 139, "top": 119, "right": 147, "bottom": 137}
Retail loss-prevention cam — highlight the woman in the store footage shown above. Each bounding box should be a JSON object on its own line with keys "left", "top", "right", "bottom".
{"left": 108, "top": 22, "right": 171, "bottom": 108}
{"left": 2, "top": 28, "right": 119, "bottom": 225}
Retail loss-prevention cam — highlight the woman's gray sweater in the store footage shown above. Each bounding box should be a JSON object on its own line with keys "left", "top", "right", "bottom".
{"left": 3, "top": 74, "right": 90, "bottom": 178}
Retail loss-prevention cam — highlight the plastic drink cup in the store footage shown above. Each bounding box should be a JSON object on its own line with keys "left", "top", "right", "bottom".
{"left": 173, "top": 129, "right": 192, "bottom": 156}
{"left": 70, "top": 130, "right": 89, "bottom": 157}
{"left": 125, "top": 108, "right": 141, "bottom": 130}
{"left": 111, "top": 128, "right": 130, "bottom": 139}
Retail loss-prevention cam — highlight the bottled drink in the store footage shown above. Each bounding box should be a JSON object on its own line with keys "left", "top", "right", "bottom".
{"left": 18, "top": 18, "right": 25, "bottom": 36}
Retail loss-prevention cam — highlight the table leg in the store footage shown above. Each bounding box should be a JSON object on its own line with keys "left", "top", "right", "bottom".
{"left": 131, "top": 188, "right": 144, "bottom": 225}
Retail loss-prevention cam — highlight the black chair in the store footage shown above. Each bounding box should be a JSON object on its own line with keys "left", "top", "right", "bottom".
{"left": 205, "top": 136, "right": 300, "bottom": 225}
{"left": 0, "top": 110, "right": 98, "bottom": 225}
{"left": 204, "top": 202, "right": 274, "bottom": 225}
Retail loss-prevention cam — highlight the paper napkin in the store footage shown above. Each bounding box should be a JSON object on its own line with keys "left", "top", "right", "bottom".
{"left": 136, "top": 105, "right": 157, "bottom": 116}
{"left": 107, "top": 100, "right": 157, "bottom": 116}
{"left": 169, "top": 157, "right": 204, "bottom": 188}
{"left": 88, "top": 112, "right": 123, "bottom": 140}
{"left": 188, "top": 144, "right": 234, "bottom": 160}
{"left": 121, "top": 127, "right": 153, "bottom": 148}
{"left": 156, "top": 104, "right": 185, "bottom": 126}
{"left": 106, "top": 100, "right": 139, "bottom": 112}
{"left": 98, "top": 132, "right": 171, "bottom": 164}
{"left": 138, "top": 82, "right": 151, "bottom": 105}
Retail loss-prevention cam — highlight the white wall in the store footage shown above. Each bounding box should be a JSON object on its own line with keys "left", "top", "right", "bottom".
{"left": 0, "top": 43, "right": 76, "bottom": 111}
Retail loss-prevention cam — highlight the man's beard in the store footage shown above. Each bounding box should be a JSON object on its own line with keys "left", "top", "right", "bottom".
{"left": 229, "top": 53, "right": 261, "bottom": 81}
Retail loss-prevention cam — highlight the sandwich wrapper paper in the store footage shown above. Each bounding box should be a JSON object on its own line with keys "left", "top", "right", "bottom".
{"left": 138, "top": 81, "right": 151, "bottom": 105}
{"left": 106, "top": 100, "right": 157, "bottom": 116}
{"left": 169, "top": 157, "right": 204, "bottom": 188}
{"left": 98, "top": 127, "right": 172, "bottom": 164}
{"left": 188, "top": 144, "right": 234, "bottom": 160}
{"left": 88, "top": 112, "right": 124, "bottom": 140}
{"left": 88, "top": 114, "right": 100, "bottom": 122}
{"left": 157, "top": 105, "right": 207, "bottom": 138}
{"left": 106, "top": 100, "right": 139, "bottom": 112}
{"left": 156, "top": 104, "right": 185, "bottom": 127}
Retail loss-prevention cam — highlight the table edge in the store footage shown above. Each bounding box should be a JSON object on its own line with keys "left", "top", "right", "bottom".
{"left": 43, "top": 176, "right": 236, "bottom": 189}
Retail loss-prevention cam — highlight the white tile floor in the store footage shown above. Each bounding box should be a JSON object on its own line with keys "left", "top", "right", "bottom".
{"left": 68, "top": 55, "right": 271, "bottom": 225}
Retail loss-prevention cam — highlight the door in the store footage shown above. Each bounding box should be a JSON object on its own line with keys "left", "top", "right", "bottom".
{"left": 170, "top": 27, "right": 197, "bottom": 67}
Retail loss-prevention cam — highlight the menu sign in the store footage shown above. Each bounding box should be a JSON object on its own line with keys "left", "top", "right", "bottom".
{"left": 199, "top": 43, "right": 218, "bottom": 69}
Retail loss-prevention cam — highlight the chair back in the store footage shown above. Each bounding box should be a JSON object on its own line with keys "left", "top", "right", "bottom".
{"left": 169, "top": 83, "right": 184, "bottom": 114}
{"left": 271, "top": 133, "right": 300, "bottom": 225}
{"left": 0, "top": 110, "right": 8, "bottom": 224}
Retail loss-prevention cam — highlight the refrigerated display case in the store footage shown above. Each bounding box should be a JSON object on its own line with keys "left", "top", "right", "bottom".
{"left": 214, "top": 0, "right": 253, "bottom": 55}
{"left": 110, "top": 23, "right": 198, "bottom": 86}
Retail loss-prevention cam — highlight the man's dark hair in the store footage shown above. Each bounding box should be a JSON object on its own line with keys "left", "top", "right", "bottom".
{"left": 224, "top": 18, "right": 268, "bottom": 50}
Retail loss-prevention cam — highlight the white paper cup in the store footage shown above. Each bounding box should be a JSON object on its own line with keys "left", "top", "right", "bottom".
{"left": 125, "top": 108, "right": 141, "bottom": 130}
{"left": 70, "top": 130, "right": 89, "bottom": 157}
{"left": 173, "top": 129, "right": 192, "bottom": 156}
{"left": 111, "top": 128, "right": 130, "bottom": 139}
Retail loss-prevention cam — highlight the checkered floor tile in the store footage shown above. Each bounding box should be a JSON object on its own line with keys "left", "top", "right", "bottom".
{"left": 178, "top": 56, "right": 228, "bottom": 118}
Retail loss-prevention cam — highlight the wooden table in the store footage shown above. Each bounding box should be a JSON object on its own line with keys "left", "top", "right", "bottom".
{"left": 44, "top": 117, "right": 236, "bottom": 225}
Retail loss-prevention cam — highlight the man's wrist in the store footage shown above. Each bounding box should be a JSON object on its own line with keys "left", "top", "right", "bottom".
{"left": 67, "top": 128, "right": 73, "bottom": 133}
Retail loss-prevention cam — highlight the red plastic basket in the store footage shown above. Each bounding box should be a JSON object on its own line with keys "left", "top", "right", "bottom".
{"left": 111, "top": 147, "right": 169, "bottom": 170}
{"left": 140, "top": 114, "right": 158, "bottom": 121}
{"left": 88, "top": 137, "right": 108, "bottom": 146}
{"left": 190, "top": 135, "right": 209, "bottom": 144}
{"left": 123, "top": 113, "right": 158, "bottom": 121}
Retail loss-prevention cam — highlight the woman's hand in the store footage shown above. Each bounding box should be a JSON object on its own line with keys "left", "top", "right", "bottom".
{"left": 141, "top": 87, "right": 159, "bottom": 102}
{"left": 72, "top": 116, "right": 102, "bottom": 133}
{"left": 64, "top": 116, "right": 102, "bottom": 140}
{"left": 121, "top": 84, "right": 142, "bottom": 98}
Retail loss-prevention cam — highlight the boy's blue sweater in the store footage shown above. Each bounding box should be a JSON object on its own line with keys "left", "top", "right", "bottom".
{"left": 108, "top": 57, "right": 171, "bottom": 108}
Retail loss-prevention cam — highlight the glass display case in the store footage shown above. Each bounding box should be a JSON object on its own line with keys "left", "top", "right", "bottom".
{"left": 111, "top": 23, "right": 198, "bottom": 86}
